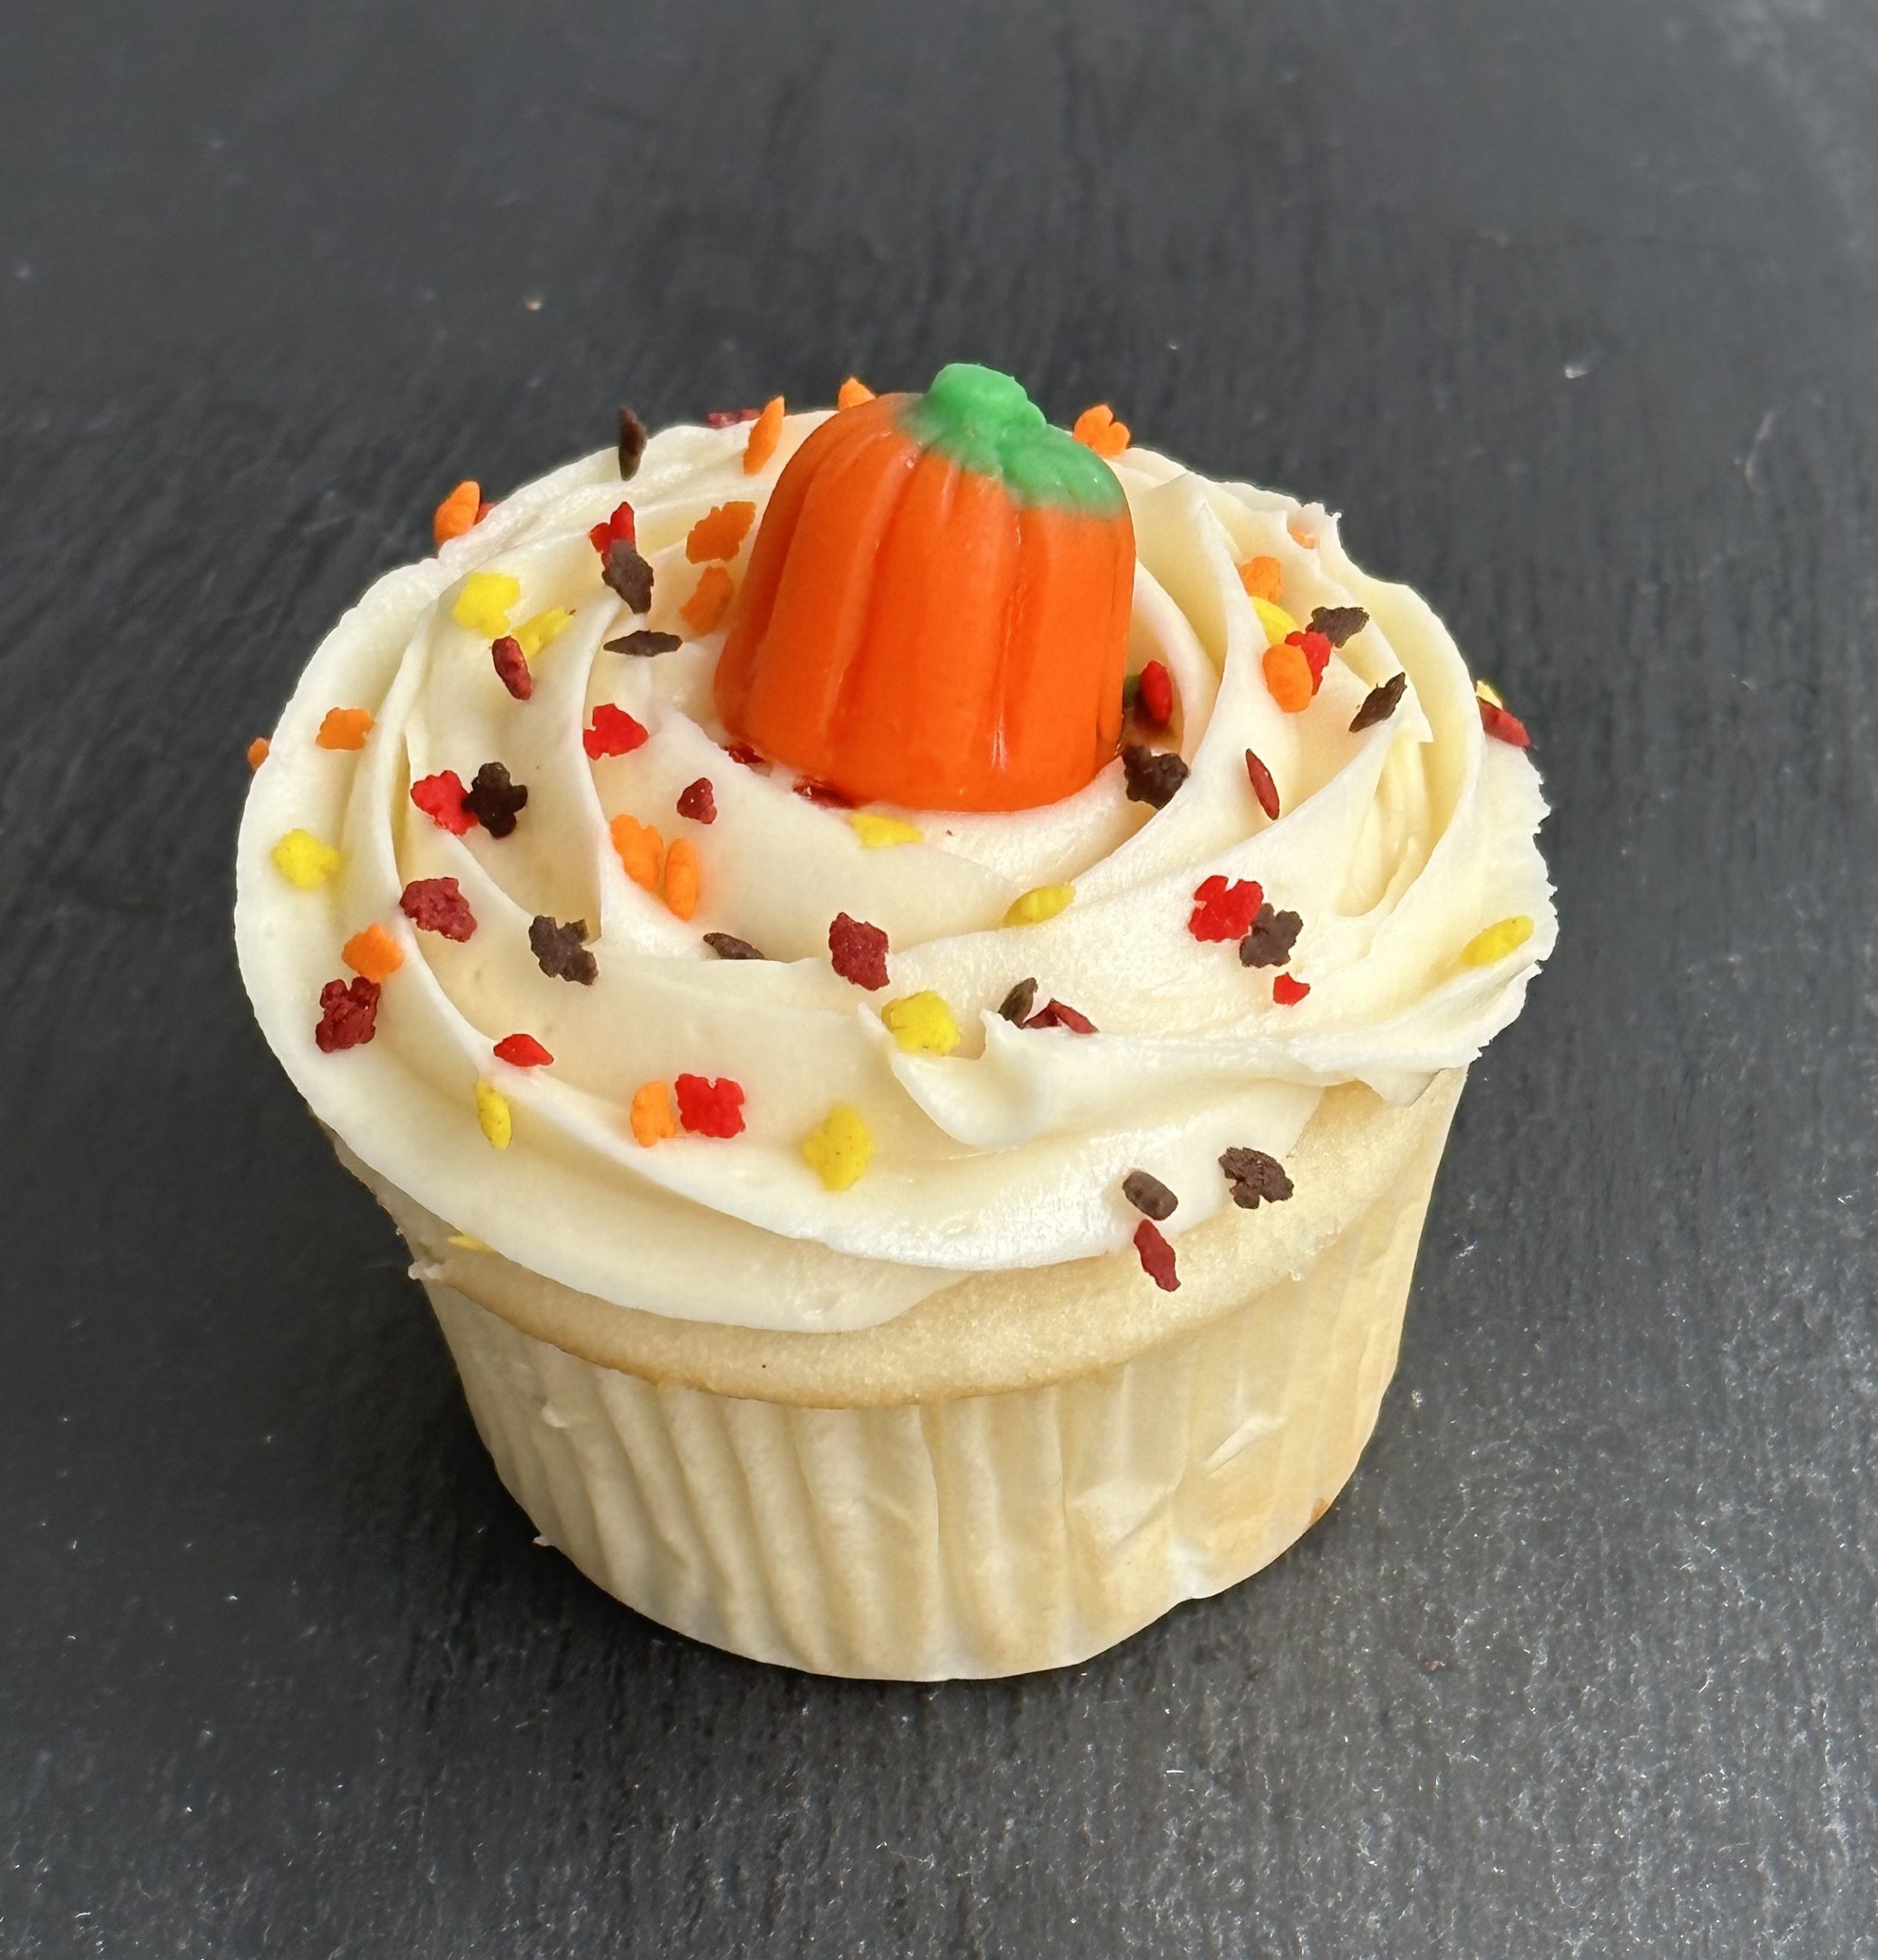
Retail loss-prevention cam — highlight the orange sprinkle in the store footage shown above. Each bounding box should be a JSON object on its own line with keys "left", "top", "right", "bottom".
{"left": 681, "top": 564, "right": 735, "bottom": 635}
{"left": 685, "top": 501, "right": 756, "bottom": 564}
{"left": 341, "top": 923, "right": 404, "bottom": 984}
{"left": 1262, "top": 642, "right": 1314, "bottom": 714}
{"left": 663, "top": 838, "right": 700, "bottom": 920}
{"left": 629, "top": 1080, "right": 678, "bottom": 1147}
{"left": 743, "top": 396, "right": 785, "bottom": 474}
{"left": 1071, "top": 403, "right": 1131, "bottom": 458}
{"left": 1239, "top": 556, "right": 1283, "bottom": 603}
{"left": 316, "top": 707, "right": 374, "bottom": 750}
{"left": 609, "top": 812, "right": 665, "bottom": 892}
{"left": 246, "top": 737, "right": 270, "bottom": 770}
{"left": 837, "top": 376, "right": 876, "bottom": 410}
{"left": 1288, "top": 521, "right": 1317, "bottom": 548}
{"left": 432, "top": 479, "right": 482, "bottom": 546}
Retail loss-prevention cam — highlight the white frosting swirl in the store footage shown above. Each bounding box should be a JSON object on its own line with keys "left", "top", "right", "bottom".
{"left": 235, "top": 411, "right": 1553, "bottom": 1331}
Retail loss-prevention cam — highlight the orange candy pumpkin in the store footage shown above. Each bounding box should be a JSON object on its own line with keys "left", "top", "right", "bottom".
{"left": 714, "top": 364, "right": 1135, "bottom": 812}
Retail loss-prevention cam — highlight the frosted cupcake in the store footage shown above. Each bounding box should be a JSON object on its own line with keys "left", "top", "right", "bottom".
{"left": 235, "top": 365, "right": 1553, "bottom": 1678}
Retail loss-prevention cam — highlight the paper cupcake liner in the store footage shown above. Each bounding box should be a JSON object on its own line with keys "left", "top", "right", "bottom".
{"left": 363, "top": 1075, "right": 1462, "bottom": 1680}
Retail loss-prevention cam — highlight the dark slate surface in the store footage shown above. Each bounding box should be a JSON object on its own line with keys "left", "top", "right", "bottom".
{"left": 3, "top": 2, "right": 1876, "bottom": 1953}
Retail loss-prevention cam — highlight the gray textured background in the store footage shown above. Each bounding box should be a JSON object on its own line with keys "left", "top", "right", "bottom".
{"left": 3, "top": 2, "right": 1876, "bottom": 1954}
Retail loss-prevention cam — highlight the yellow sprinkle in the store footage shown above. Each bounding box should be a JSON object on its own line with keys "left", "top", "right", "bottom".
{"left": 475, "top": 1079, "right": 512, "bottom": 1149}
{"left": 446, "top": 1233, "right": 491, "bottom": 1253}
{"left": 1475, "top": 678, "right": 1504, "bottom": 708}
{"left": 851, "top": 812, "right": 923, "bottom": 849}
{"left": 1460, "top": 915, "right": 1535, "bottom": 968}
{"left": 800, "top": 1105, "right": 874, "bottom": 1191}
{"left": 452, "top": 570, "right": 521, "bottom": 637}
{"left": 514, "top": 606, "right": 573, "bottom": 659}
{"left": 1251, "top": 597, "right": 1298, "bottom": 645}
{"left": 1004, "top": 883, "right": 1074, "bottom": 926}
{"left": 270, "top": 828, "right": 342, "bottom": 890}
{"left": 880, "top": 991, "right": 960, "bottom": 1057}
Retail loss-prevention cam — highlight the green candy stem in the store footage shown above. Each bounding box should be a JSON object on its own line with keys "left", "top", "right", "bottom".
{"left": 900, "top": 362, "right": 1125, "bottom": 517}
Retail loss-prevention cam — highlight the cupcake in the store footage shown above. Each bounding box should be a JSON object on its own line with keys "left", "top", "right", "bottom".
{"left": 235, "top": 364, "right": 1553, "bottom": 1678}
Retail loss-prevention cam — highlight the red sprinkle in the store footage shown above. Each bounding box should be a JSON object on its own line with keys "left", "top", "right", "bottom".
{"left": 400, "top": 876, "right": 477, "bottom": 941}
{"left": 792, "top": 775, "right": 855, "bottom": 808}
{"left": 1272, "top": 973, "right": 1311, "bottom": 1006}
{"left": 1480, "top": 698, "right": 1532, "bottom": 747}
{"left": 587, "top": 500, "right": 637, "bottom": 556}
{"left": 721, "top": 740, "right": 770, "bottom": 772}
{"left": 1133, "top": 1220, "right": 1180, "bottom": 1292}
{"left": 491, "top": 635, "right": 532, "bottom": 700}
{"left": 677, "top": 777, "right": 717, "bottom": 823}
{"left": 1024, "top": 998, "right": 1097, "bottom": 1034}
{"left": 1287, "top": 629, "right": 1334, "bottom": 693}
{"left": 1137, "top": 659, "right": 1174, "bottom": 730}
{"left": 583, "top": 704, "right": 648, "bottom": 760}
{"left": 674, "top": 1073, "right": 746, "bottom": 1137}
{"left": 410, "top": 770, "right": 475, "bottom": 835}
{"left": 1190, "top": 874, "right": 1265, "bottom": 942}
{"left": 1245, "top": 748, "right": 1280, "bottom": 822}
{"left": 829, "top": 912, "right": 890, "bottom": 990}
{"left": 493, "top": 1032, "right": 554, "bottom": 1068}
{"left": 706, "top": 407, "right": 763, "bottom": 428}
{"left": 315, "top": 976, "right": 380, "bottom": 1052}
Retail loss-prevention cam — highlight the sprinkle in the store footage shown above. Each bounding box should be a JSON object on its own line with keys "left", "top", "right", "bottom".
{"left": 584, "top": 704, "right": 648, "bottom": 760}
{"left": 681, "top": 564, "right": 735, "bottom": 635}
{"left": 588, "top": 500, "right": 637, "bottom": 556}
{"left": 447, "top": 1233, "right": 491, "bottom": 1253}
{"left": 609, "top": 814, "right": 663, "bottom": 891}
{"left": 664, "top": 838, "right": 701, "bottom": 920}
{"left": 1287, "top": 628, "right": 1334, "bottom": 693}
{"left": 722, "top": 740, "right": 769, "bottom": 772}
{"left": 802, "top": 1105, "right": 873, "bottom": 1190}
{"left": 617, "top": 407, "right": 647, "bottom": 479}
{"left": 491, "top": 636, "right": 533, "bottom": 699}
{"left": 1122, "top": 743, "right": 1189, "bottom": 808}
{"left": 880, "top": 991, "right": 960, "bottom": 1057}
{"left": 1479, "top": 697, "right": 1532, "bottom": 747}
{"left": 677, "top": 778, "right": 717, "bottom": 823}
{"left": 315, "top": 976, "right": 380, "bottom": 1051}
{"left": 453, "top": 570, "right": 521, "bottom": 637}
{"left": 316, "top": 706, "right": 374, "bottom": 751}
{"left": 704, "top": 932, "right": 766, "bottom": 960}
{"left": 1309, "top": 605, "right": 1369, "bottom": 647}
{"left": 707, "top": 407, "right": 763, "bottom": 429}
{"left": 1190, "top": 874, "right": 1265, "bottom": 943}
{"left": 793, "top": 776, "right": 854, "bottom": 808}
{"left": 829, "top": 913, "right": 890, "bottom": 990}
{"left": 1244, "top": 748, "right": 1280, "bottom": 821}
{"left": 837, "top": 377, "right": 876, "bottom": 409}
{"left": 247, "top": 737, "right": 270, "bottom": 770}
{"left": 743, "top": 397, "right": 785, "bottom": 474}
{"left": 494, "top": 1032, "right": 553, "bottom": 1068}
{"left": 675, "top": 1073, "right": 746, "bottom": 1138}
{"left": 1272, "top": 973, "right": 1311, "bottom": 1006}
{"left": 1025, "top": 998, "right": 1096, "bottom": 1034}
{"left": 433, "top": 480, "right": 481, "bottom": 547}
{"left": 1122, "top": 1170, "right": 1177, "bottom": 1221}
{"left": 342, "top": 923, "right": 404, "bottom": 982}
{"left": 629, "top": 1080, "right": 678, "bottom": 1146}
{"left": 475, "top": 1080, "right": 511, "bottom": 1149}
{"left": 1475, "top": 678, "right": 1504, "bottom": 709}
{"left": 1220, "top": 1146, "right": 1293, "bottom": 1208}
{"left": 464, "top": 760, "right": 528, "bottom": 837}
{"left": 400, "top": 877, "right": 476, "bottom": 941}
{"left": 606, "top": 629, "right": 681, "bottom": 658}
{"left": 602, "top": 540, "right": 655, "bottom": 612}
{"left": 851, "top": 812, "right": 924, "bottom": 849}
{"left": 271, "top": 829, "right": 341, "bottom": 889}
{"left": 1239, "top": 557, "right": 1283, "bottom": 603}
{"left": 1136, "top": 659, "right": 1174, "bottom": 730}
{"left": 514, "top": 607, "right": 573, "bottom": 659}
{"left": 410, "top": 770, "right": 475, "bottom": 835}
{"left": 686, "top": 501, "right": 757, "bottom": 563}
{"left": 1262, "top": 642, "right": 1313, "bottom": 714}
{"left": 1133, "top": 1220, "right": 1179, "bottom": 1291}
{"left": 1239, "top": 903, "right": 1302, "bottom": 969}
{"left": 1071, "top": 403, "right": 1130, "bottom": 457}
{"left": 1289, "top": 521, "right": 1316, "bottom": 548}
{"left": 1460, "top": 915, "right": 1535, "bottom": 967}
{"left": 1251, "top": 596, "right": 1300, "bottom": 646}
{"left": 1004, "top": 883, "right": 1074, "bottom": 926}
{"left": 1351, "top": 672, "right": 1407, "bottom": 732}
{"left": 530, "top": 915, "right": 598, "bottom": 984}
{"left": 998, "top": 978, "right": 1037, "bottom": 1024}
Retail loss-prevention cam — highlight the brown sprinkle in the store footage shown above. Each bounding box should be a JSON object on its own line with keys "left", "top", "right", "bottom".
{"left": 1239, "top": 903, "right": 1302, "bottom": 969}
{"left": 704, "top": 932, "right": 766, "bottom": 961}
{"left": 617, "top": 407, "right": 647, "bottom": 480}
{"left": 1220, "top": 1146, "right": 1294, "bottom": 1209}
{"left": 1309, "top": 605, "right": 1369, "bottom": 648}
{"left": 1350, "top": 672, "right": 1407, "bottom": 733}
{"left": 606, "top": 629, "right": 681, "bottom": 658}
{"left": 1122, "top": 1170, "right": 1178, "bottom": 1221}
{"left": 602, "top": 539, "right": 655, "bottom": 612}
{"left": 1122, "top": 743, "right": 1189, "bottom": 809}
{"left": 529, "top": 915, "right": 597, "bottom": 985}
{"left": 998, "top": 978, "right": 1038, "bottom": 1024}
{"left": 463, "top": 760, "right": 527, "bottom": 837}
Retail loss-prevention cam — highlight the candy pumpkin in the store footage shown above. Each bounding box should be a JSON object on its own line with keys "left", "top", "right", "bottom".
{"left": 714, "top": 364, "right": 1135, "bottom": 812}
